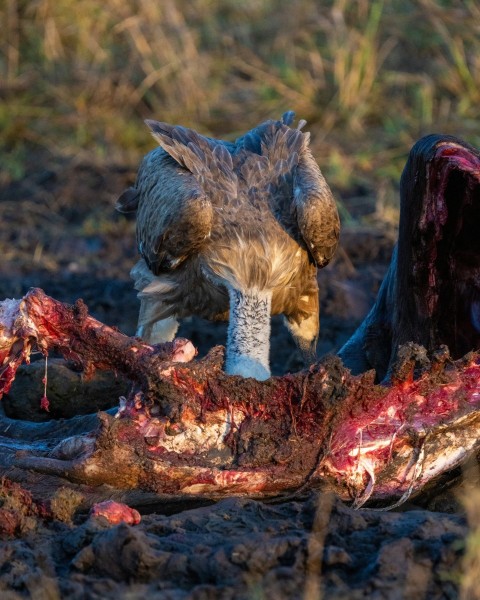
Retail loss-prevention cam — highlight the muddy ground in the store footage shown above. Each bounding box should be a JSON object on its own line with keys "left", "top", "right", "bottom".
{"left": 0, "top": 156, "right": 473, "bottom": 598}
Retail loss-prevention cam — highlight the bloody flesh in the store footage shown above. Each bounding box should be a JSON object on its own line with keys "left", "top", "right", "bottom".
{"left": 0, "top": 289, "right": 479, "bottom": 506}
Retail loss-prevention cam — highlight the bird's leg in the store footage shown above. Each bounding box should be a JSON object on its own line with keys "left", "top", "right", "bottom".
{"left": 284, "top": 312, "right": 319, "bottom": 367}
{"left": 136, "top": 297, "right": 179, "bottom": 343}
{"left": 225, "top": 288, "right": 272, "bottom": 381}
{"left": 137, "top": 316, "right": 179, "bottom": 344}
{"left": 285, "top": 285, "right": 320, "bottom": 368}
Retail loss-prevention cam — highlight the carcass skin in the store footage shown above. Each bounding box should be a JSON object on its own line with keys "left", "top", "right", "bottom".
{"left": 0, "top": 133, "right": 479, "bottom": 509}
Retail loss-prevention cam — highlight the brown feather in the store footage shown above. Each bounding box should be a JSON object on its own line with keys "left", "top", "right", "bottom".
{"left": 119, "top": 112, "right": 340, "bottom": 359}
{"left": 115, "top": 188, "right": 139, "bottom": 214}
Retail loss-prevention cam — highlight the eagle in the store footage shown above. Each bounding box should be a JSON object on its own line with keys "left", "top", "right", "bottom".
{"left": 116, "top": 111, "right": 340, "bottom": 380}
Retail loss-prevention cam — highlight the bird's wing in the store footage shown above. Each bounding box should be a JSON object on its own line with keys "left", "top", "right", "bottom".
{"left": 293, "top": 141, "right": 340, "bottom": 267}
{"left": 239, "top": 112, "right": 340, "bottom": 268}
{"left": 145, "top": 120, "right": 238, "bottom": 202}
{"left": 115, "top": 127, "right": 220, "bottom": 276}
{"left": 236, "top": 112, "right": 305, "bottom": 205}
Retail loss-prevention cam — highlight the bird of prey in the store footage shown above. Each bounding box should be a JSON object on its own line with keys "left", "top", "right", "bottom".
{"left": 116, "top": 111, "right": 340, "bottom": 380}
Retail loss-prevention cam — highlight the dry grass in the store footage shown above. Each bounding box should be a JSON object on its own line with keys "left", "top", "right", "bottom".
{"left": 460, "top": 481, "right": 480, "bottom": 600}
{"left": 0, "top": 0, "right": 479, "bottom": 219}
{"left": 302, "top": 493, "right": 334, "bottom": 600}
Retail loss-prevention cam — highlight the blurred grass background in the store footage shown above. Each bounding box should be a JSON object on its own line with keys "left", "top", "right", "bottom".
{"left": 0, "top": 0, "right": 479, "bottom": 219}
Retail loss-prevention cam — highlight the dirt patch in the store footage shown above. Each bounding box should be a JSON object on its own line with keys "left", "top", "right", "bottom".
{"left": 0, "top": 493, "right": 465, "bottom": 599}
{"left": 0, "top": 159, "right": 471, "bottom": 597}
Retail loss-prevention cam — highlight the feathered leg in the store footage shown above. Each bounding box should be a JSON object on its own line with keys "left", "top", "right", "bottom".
{"left": 284, "top": 312, "right": 319, "bottom": 366}
{"left": 226, "top": 288, "right": 272, "bottom": 381}
{"left": 131, "top": 259, "right": 179, "bottom": 344}
{"left": 284, "top": 288, "right": 320, "bottom": 367}
{"left": 136, "top": 297, "right": 179, "bottom": 344}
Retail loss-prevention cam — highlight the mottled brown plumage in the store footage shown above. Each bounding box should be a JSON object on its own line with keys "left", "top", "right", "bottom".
{"left": 117, "top": 112, "right": 340, "bottom": 379}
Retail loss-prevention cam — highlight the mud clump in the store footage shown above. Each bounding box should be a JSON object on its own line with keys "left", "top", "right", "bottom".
{"left": 49, "top": 488, "right": 84, "bottom": 525}
{"left": 0, "top": 479, "right": 49, "bottom": 538}
{"left": 0, "top": 494, "right": 468, "bottom": 599}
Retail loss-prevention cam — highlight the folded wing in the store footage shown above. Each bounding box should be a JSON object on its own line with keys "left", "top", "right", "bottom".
{"left": 294, "top": 144, "right": 340, "bottom": 268}
{"left": 239, "top": 113, "right": 340, "bottom": 269}
{"left": 116, "top": 123, "right": 220, "bottom": 275}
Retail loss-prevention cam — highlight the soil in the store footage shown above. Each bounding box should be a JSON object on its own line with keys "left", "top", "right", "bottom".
{"left": 0, "top": 157, "right": 471, "bottom": 598}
